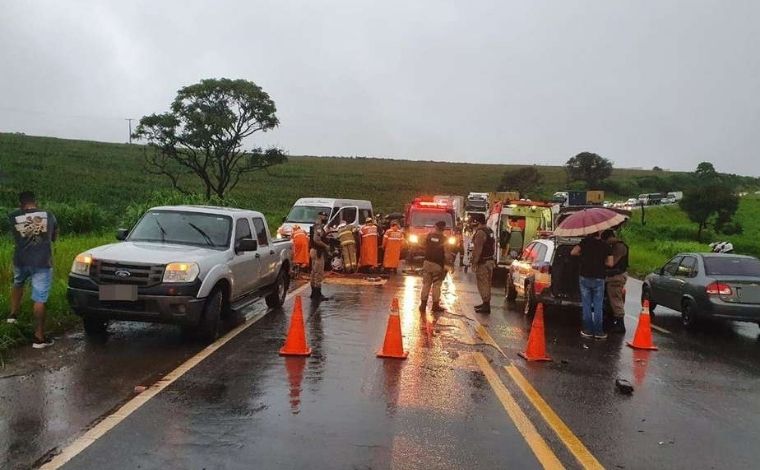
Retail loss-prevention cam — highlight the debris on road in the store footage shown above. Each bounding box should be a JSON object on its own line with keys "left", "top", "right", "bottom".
{"left": 615, "top": 378, "right": 634, "bottom": 395}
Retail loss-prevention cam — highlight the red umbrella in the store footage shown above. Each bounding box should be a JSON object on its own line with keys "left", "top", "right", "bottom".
{"left": 554, "top": 208, "right": 628, "bottom": 237}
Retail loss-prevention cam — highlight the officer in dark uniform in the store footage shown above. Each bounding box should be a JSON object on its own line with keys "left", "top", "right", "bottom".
{"left": 470, "top": 213, "right": 495, "bottom": 313}
{"left": 420, "top": 221, "right": 447, "bottom": 313}
{"left": 309, "top": 211, "right": 330, "bottom": 301}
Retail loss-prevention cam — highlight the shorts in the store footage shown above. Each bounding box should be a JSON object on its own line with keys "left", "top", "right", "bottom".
{"left": 12, "top": 266, "right": 53, "bottom": 303}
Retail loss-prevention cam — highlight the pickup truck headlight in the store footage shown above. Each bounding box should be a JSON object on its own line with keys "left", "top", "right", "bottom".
{"left": 447, "top": 236, "right": 457, "bottom": 246}
{"left": 163, "top": 262, "right": 200, "bottom": 283}
{"left": 408, "top": 234, "right": 419, "bottom": 244}
{"left": 71, "top": 253, "right": 93, "bottom": 276}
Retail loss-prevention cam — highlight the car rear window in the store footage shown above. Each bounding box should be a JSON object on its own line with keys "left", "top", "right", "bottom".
{"left": 704, "top": 256, "right": 760, "bottom": 276}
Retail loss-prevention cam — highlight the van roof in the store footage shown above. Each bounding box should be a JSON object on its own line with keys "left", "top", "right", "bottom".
{"left": 294, "top": 197, "right": 373, "bottom": 208}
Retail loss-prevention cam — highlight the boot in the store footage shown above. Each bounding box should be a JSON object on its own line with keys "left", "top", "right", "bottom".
{"left": 315, "top": 287, "right": 330, "bottom": 301}
{"left": 609, "top": 318, "right": 626, "bottom": 334}
{"left": 310, "top": 286, "right": 319, "bottom": 299}
{"left": 474, "top": 303, "right": 485, "bottom": 310}
{"left": 475, "top": 302, "right": 491, "bottom": 314}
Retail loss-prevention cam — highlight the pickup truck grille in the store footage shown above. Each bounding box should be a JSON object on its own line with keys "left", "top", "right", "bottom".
{"left": 91, "top": 261, "right": 164, "bottom": 287}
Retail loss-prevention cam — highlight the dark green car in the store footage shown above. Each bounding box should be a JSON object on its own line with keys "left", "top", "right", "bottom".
{"left": 642, "top": 253, "right": 760, "bottom": 328}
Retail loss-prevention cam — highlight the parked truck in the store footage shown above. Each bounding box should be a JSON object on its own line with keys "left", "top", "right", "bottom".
{"left": 552, "top": 190, "right": 605, "bottom": 207}
{"left": 68, "top": 206, "right": 293, "bottom": 342}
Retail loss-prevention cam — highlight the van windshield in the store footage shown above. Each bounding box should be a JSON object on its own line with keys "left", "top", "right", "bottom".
{"left": 129, "top": 211, "right": 232, "bottom": 249}
{"left": 410, "top": 211, "right": 453, "bottom": 228}
{"left": 286, "top": 206, "right": 331, "bottom": 224}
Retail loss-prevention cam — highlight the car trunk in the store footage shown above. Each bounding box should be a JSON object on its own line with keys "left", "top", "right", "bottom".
{"left": 711, "top": 276, "right": 760, "bottom": 305}
{"left": 550, "top": 243, "right": 581, "bottom": 301}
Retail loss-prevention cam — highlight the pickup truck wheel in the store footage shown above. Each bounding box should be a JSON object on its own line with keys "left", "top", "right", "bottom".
{"left": 197, "top": 288, "right": 223, "bottom": 343}
{"left": 524, "top": 283, "right": 537, "bottom": 316}
{"left": 506, "top": 273, "right": 518, "bottom": 302}
{"left": 266, "top": 269, "right": 290, "bottom": 308}
{"left": 83, "top": 316, "right": 108, "bottom": 337}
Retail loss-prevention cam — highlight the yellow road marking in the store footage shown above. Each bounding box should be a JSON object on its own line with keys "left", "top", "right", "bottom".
{"left": 475, "top": 323, "right": 508, "bottom": 358}
{"left": 505, "top": 364, "right": 604, "bottom": 470}
{"left": 473, "top": 352, "right": 565, "bottom": 470}
{"left": 625, "top": 314, "right": 670, "bottom": 334}
{"left": 40, "top": 283, "right": 310, "bottom": 470}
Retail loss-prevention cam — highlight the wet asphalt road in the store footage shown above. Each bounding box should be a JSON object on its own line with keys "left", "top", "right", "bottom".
{"left": 2, "top": 269, "right": 760, "bottom": 469}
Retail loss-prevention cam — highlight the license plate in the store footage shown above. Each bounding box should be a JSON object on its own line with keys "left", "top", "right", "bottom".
{"left": 99, "top": 285, "right": 138, "bottom": 301}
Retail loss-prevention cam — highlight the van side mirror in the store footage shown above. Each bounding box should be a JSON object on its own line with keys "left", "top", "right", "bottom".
{"left": 116, "top": 229, "right": 129, "bottom": 241}
{"left": 236, "top": 238, "right": 258, "bottom": 253}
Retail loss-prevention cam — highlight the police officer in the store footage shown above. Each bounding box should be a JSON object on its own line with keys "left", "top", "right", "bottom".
{"left": 602, "top": 229, "right": 628, "bottom": 333}
{"left": 420, "top": 221, "right": 447, "bottom": 313}
{"left": 310, "top": 211, "right": 330, "bottom": 301}
{"left": 471, "top": 213, "right": 495, "bottom": 313}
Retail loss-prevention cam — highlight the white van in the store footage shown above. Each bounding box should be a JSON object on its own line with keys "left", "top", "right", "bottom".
{"left": 276, "top": 198, "right": 374, "bottom": 238}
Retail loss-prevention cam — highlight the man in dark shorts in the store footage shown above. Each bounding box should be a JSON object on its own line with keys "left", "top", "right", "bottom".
{"left": 7, "top": 191, "right": 58, "bottom": 348}
{"left": 571, "top": 232, "right": 613, "bottom": 339}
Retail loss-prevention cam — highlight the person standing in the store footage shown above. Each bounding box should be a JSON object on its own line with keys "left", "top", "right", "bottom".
{"left": 7, "top": 191, "right": 57, "bottom": 349}
{"left": 420, "top": 221, "right": 447, "bottom": 313}
{"left": 470, "top": 214, "right": 496, "bottom": 314}
{"left": 291, "top": 225, "right": 310, "bottom": 277}
{"left": 382, "top": 220, "right": 403, "bottom": 273}
{"left": 337, "top": 222, "right": 358, "bottom": 273}
{"left": 358, "top": 217, "right": 379, "bottom": 272}
{"left": 309, "top": 212, "right": 330, "bottom": 301}
{"left": 571, "top": 232, "right": 613, "bottom": 339}
{"left": 602, "top": 229, "right": 629, "bottom": 334}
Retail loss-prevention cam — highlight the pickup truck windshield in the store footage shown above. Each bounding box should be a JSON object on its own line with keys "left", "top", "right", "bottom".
{"left": 410, "top": 211, "right": 453, "bottom": 228}
{"left": 704, "top": 257, "right": 760, "bottom": 276}
{"left": 287, "top": 206, "right": 331, "bottom": 224}
{"left": 129, "top": 211, "right": 232, "bottom": 249}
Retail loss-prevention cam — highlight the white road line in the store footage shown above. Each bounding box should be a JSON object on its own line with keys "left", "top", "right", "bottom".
{"left": 41, "top": 283, "right": 309, "bottom": 470}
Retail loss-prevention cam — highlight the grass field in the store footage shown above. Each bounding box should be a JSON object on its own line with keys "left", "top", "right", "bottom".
{"left": 0, "top": 132, "right": 757, "bottom": 354}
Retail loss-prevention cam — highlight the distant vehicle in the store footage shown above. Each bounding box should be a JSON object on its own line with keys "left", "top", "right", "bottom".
{"left": 552, "top": 190, "right": 605, "bottom": 207}
{"left": 638, "top": 193, "right": 663, "bottom": 205}
{"left": 68, "top": 206, "right": 293, "bottom": 341}
{"left": 277, "top": 198, "right": 373, "bottom": 238}
{"left": 404, "top": 197, "right": 459, "bottom": 264}
{"left": 625, "top": 198, "right": 639, "bottom": 207}
{"left": 662, "top": 196, "right": 677, "bottom": 204}
{"left": 642, "top": 253, "right": 760, "bottom": 328}
{"left": 507, "top": 237, "right": 617, "bottom": 316}
{"left": 433, "top": 195, "right": 465, "bottom": 220}
{"left": 667, "top": 191, "right": 684, "bottom": 201}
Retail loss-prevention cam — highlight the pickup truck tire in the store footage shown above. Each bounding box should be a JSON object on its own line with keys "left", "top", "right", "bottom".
{"left": 266, "top": 269, "right": 290, "bottom": 308}
{"left": 83, "top": 316, "right": 108, "bottom": 337}
{"left": 506, "top": 273, "right": 518, "bottom": 302}
{"left": 197, "top": 288, "right": 223, "bottom": 343}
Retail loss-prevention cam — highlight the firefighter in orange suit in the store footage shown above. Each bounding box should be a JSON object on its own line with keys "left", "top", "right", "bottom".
{"left": 359, "top": 217, "right": 379, "bottom": 270}
{"left": 291, "top": 225, "right": 310, "bottom": 276}
{"left": 382, "top": 221, "right": 403, "bottom": 272}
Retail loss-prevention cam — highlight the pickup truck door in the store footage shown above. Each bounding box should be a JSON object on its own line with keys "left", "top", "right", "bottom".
{"left": 229, "top": 218, "right": 262, "bottom": 299}
{"left": 252, "top": 217, "right": 278, "bottom": 287}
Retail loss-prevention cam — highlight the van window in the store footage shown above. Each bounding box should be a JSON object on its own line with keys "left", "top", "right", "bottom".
{"left": 360, "top": 209, "right": 373, "bottom": 223}
{"left": 252, "top": 218, "right": 269, "bottom": 246}
{"left": 341, "top": 207, "right": 357, "bottom": 224}
{"left": 235, "top": 219, "right": 253, "bottom": 244}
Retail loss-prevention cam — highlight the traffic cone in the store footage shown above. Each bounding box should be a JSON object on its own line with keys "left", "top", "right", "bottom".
{"left": 377, "top": 298, "right": 408, "bottom": 359}
{"left": 518, "top": 303, "right": 551, "bottom": 361}
{"left": 626, "top": 300, "right": 658, "bottom": 351}
{"left": 279, "top": 296, "right": 312, "bottom": 356}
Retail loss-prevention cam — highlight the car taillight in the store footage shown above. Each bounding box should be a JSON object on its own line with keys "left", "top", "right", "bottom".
{"left": 706, "top": 282, "right": 732, "bottom": 296}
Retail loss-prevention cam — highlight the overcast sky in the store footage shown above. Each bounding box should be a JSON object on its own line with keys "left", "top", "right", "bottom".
{"left": 1, "top": 0, "right": 759, "bottom": 175}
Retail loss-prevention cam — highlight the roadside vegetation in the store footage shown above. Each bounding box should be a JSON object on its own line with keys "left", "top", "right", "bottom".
{"left": 1, "top": 131, "right": 758, "bottom": 354}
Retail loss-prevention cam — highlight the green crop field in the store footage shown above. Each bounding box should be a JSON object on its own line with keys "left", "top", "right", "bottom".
{"left": 0, "top": 132, "right": 758, "bottom": 355}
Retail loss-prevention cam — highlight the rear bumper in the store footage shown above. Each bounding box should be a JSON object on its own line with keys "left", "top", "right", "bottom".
{"left": 706, "top": 300, "right": 760, "bottom": 322}
{"left": 67, "top": 275, "right": 205, "bottom": 325}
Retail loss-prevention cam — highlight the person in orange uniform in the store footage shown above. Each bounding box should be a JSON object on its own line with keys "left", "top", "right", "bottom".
{"left": 359, "top": 217, "right": 379, "bottom": 272}
{"left": 291, "top": 225, "right": 310, "bottom": 277}
{"left": 382, "top": 220, "right": 403, "bottom": 273}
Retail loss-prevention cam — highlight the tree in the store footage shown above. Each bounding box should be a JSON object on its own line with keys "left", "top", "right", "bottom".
{"left": 695, "top": 161, "right": 717, "bottom": 179}
{"left": 565, "top": 152, "right": 613, "bottom": 188}
{"left": 652, "top": 166, "right": 663, "bottom": 171}
{"left": 497, "top": 166, "right": 544, "bottom": 196}
{"left": 133, "top": 78, "right": 287, "bottom": 199}
{"left": 680, "top": 182, "right": 739, "bottom": 242}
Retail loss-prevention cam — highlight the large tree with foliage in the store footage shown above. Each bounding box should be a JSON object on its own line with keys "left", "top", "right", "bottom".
{"left": 565, "top": 152, "right": 613, "bottom": 188}
{"left": 680, "top": 181, "right": 739, "bottom": 242}
{"left": 497, "top": 166, "right": 544, "bottom": 196}
{"left": 133, "top": 78, "right": 287, "bottom": 199}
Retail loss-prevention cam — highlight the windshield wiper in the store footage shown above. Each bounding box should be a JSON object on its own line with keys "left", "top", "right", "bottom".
{"left": 187, "top": 223, "right": 214, "bottom": 246}
{"left": 154, "top": 218, "right": 167, "bottom": 243}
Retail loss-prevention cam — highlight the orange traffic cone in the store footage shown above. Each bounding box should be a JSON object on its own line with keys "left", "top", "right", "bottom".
{"left": 377, "top": 298, "right": 408, "bottom": 359}
{"left": 279, "top": 296, "right": 312, "bottom": 356}
{"left": 626, "top": 300, "right": 658, "bottom": 351}
{"left": 518, "top": 303, "right": 551, "bottom": 361}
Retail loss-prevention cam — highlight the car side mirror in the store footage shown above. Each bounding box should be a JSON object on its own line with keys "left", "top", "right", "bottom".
{"left": 116, "top": 229, "right": 129, "bottom": 241}
{"left": 236, "top": 238, "right": 258, "bottom": 253}
{"left": 281, "top": 216, "right": 287, "bottom": 223}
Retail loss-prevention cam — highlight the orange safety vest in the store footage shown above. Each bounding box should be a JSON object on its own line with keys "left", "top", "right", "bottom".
{"left": 382, "top": 227, "right": 403, "bottom": 269}
{"left": 359, "top": 224, "right": 379, "bottom": 267}
{"left": 292, "top": 229, "right": 310, "bottom": 266}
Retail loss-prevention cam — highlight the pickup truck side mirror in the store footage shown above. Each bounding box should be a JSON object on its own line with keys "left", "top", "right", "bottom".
{"left": 116, "top": 229, "right": 129, "bottom": 241}
{"left": 282, "top": 216, "right": 287, "bottom": 223}
{"left": 236, "top": 238, "right": 258, "bottom": 253}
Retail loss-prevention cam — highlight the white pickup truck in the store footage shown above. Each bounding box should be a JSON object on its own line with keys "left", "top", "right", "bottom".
{"left": 67, "top": 206, "right": 292, "bottom": 342}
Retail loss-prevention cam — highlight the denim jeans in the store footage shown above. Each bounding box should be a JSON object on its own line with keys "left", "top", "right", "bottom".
{"left": 579, "top": 276, "right": 605, "bottom": 335}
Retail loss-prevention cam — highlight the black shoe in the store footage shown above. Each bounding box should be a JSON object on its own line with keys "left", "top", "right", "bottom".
{"left": 32, "top": 336, "right": 54, "bottom": 349}
{"left": 432, "top": 303, "right": 445, "bottom": 313}
{"left": 474, "top": 303, "right": 485, "bottom": 310}
{"left": 609, "top": 319, "right": 626, "bottom": 334}
{"left": 475, "top": 303, "right": 491, "bottom": 314}
{"left": 316, "top": 288, "right": 330, "bottom": 301}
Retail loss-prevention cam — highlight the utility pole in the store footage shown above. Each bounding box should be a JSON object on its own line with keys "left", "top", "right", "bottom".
{"left": 125, "top": 118, "right": 134, "bottom": 144}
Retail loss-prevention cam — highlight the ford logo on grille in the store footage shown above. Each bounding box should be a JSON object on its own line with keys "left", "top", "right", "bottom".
{"left": 114, "top": 270, "right": 132, "bottom": 278}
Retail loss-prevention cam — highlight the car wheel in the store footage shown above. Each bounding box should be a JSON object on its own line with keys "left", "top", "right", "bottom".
{"left": 681, "top": 299, "right": 698, "bottom": 329}
{"left": 641, "top": 286, "right": 657, "bottom": 316}
{"left": 506, "top": 273, "right": 518, "bottom": 302}
{"left": 197, "top": 288, "right": 223, "bottom": 343}
{"left": 83, "top": 316, "right": 108, "bottom": 337}
{"left": 524, "top": 283, "right": 537, "bottom": 316}
{"left": 266, "top": 268, "right": 290, "bottom": 308}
